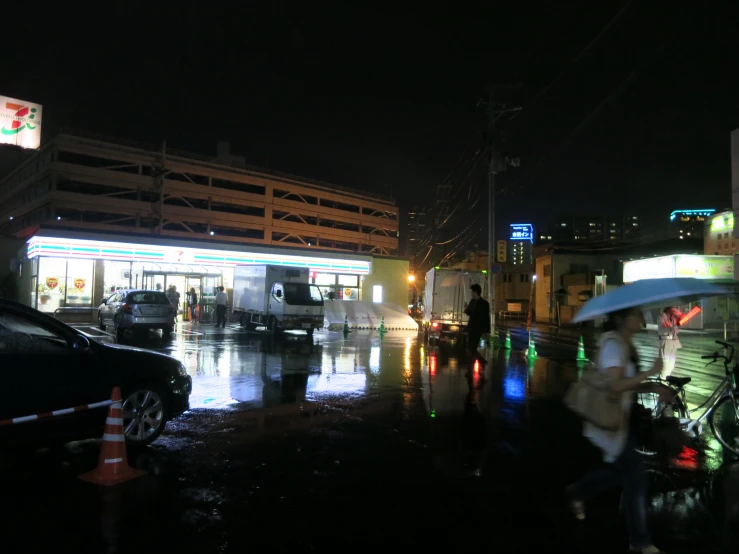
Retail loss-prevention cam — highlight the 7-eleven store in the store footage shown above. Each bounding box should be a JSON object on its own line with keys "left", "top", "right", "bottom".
{"left": 21, "top": 230, "right": 372, "bottom": 322}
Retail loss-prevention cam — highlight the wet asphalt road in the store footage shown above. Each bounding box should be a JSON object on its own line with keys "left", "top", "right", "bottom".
{"left": 2, "top": 322, "right": 739, "bottom": 553}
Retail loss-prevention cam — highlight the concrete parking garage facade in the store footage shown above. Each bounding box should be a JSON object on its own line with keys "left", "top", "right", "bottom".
{"left": 0, "top": 133, "right": 409, "bottom": 316}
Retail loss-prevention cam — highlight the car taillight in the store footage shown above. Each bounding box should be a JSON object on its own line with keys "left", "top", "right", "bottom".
{"left": 431, "top": 322, "right": 439, "bottom": 328}
{"left": 121, "top": 303, "right": 133, "bottom": 314}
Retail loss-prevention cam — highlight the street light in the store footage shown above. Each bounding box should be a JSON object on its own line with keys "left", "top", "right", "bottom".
{"left": 408, "top": 275, "right": 415, "bottom": 283}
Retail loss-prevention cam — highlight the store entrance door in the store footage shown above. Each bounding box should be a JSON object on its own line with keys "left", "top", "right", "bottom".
{"left": 141, "top": 272, "right": 223, "bottom": 323}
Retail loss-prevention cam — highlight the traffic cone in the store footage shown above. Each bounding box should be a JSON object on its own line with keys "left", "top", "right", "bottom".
{"left": 504, "top": 329, "right": 511, "bottom": 350}
{"left": 79, "top": 387, "right": 145, "bottom": 486}
{"left": 379, "top": 316, "right": 386, "bottom": 334}
{"left": 526, "top": 335, "right": 537, "bottom": 359}
{"left": 343, "top": 315, "right": 351, "bottom": 335}
{"left": 576, "top": 336, "right": 588, "bottom": 362}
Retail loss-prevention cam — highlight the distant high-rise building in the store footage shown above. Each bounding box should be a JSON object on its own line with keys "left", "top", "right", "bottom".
{"left": 542, "top": 215, "right": 641, "bottom": 244}
{"left": 668, "top": 209, "right": 715, "bottom": 240}
{"left": 508, "top": 223, "right": 534, "bottom": 265}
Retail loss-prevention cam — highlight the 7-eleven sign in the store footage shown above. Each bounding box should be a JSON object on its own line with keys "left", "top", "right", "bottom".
{"left": 0, "top": 95, "right": 43, "bottom": 149}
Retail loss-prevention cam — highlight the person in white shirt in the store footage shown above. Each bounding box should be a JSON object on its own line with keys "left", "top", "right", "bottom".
{"left": 214, "top": 286, "right": 228, "bottom": 328}
{"left": 566, "top": 307, "right": 669, "bottom": 554}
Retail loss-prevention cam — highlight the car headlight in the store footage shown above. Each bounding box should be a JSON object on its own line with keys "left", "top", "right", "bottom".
{"left": 177, "top": 362, "right": 188, "bottom": 377}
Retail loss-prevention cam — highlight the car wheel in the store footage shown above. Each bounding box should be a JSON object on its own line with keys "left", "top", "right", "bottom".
{"left": 162, "top": 325, "right": 174, "bottom": 336}
{"left": 121, "top": 384, "right": 169, "bottom": 447}
{"left": 98, "top": 313, "right": 106, "bottom": 330}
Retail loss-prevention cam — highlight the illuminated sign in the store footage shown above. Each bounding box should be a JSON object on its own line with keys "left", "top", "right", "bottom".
{"left": 710, "top": 213, "right": 734, "bottom": 233}
{"left": 26, "top": 237, "right": 371, "bottom": 274}
{"left": 509, "top": 223, "right": 534, "bottom": 242}
{"left": 669, "top": 209, "right": 715, "bottom": 222}
{"left": 0, "top": 95, "right": 43, "bottom": 149}
{"left": 496, "top": 240, "right": 507, "bottom": 263}
{"left": 675, "top": 255, "right": 733, "bottom": 279}
{"left": 623, "top": 255, "right": 734, "bottom": 283}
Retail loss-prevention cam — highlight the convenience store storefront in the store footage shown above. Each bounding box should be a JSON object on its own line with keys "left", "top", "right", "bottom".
{"left": 622, "top": 254, "right": 737, "bottom": 329}
{"left": 21, "top": 232, "right": 373, "bottom": 316}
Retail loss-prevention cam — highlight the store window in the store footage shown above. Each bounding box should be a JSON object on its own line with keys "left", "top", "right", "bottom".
{"left": 103, "top": 261, "right": 132, "bottom": 294}
{"left": 35, "top": 257, "right": 95, "bottom": 313}
{"left": 312, "top": 273, "right": 359, "bottom": 301}
{"left": 65, "top": 260, "right": 94, "bottom": 307}
{"left": 337, "top": 274, "right": 358, "bottom": 301}
{"left": 314, "top": 273, "right": 335, "bottom": 286}
{"left": 36, "top": 258, "right": 67, "bottom": 313}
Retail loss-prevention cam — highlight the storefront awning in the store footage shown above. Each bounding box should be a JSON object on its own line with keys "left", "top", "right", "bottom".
{"left": 26, "top": 235, "right": 372, "bottom": 274}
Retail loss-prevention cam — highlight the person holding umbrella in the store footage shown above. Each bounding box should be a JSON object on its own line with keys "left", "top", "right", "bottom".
{"left": 658, "top": 306, "right": 682, "bottom": 379}
{"left": 567, "top": 307, "right": 668, "bottom": 553}
{"left": 566, "top": 278, "right": 728, "bottom": 554}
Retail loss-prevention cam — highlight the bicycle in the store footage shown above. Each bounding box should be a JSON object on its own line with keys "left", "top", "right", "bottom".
{"left": 636, "top": 340, "right": 739, "bottom": 457}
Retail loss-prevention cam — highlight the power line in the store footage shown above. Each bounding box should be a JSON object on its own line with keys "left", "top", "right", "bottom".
{"left": 497, "top": 20, "right": 681, "bottom": 198}
{"left": 523, "top": 0, "right": 637, "bottom": 114}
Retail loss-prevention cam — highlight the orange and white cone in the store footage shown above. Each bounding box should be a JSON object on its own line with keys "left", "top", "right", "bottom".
{"left": 79, "top": 387, "right": 145, "bottom": 486}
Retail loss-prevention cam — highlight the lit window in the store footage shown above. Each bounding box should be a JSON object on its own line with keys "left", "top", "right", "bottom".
{"left": 372, "top": 285, "right": 383, "bottom": 303}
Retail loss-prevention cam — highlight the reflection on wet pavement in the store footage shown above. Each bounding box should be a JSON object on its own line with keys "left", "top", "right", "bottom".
{"left": 5, "top": 324, "right": 739, "bottom": 552}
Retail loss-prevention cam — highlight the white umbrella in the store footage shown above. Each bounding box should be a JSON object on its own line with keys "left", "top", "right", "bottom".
{"left": 572, "top": 278, "right": 730, "bottom": 323}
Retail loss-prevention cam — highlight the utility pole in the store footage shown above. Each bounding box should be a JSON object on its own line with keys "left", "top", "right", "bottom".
{"left": 483, "top": 86, "right": 521, "bottom": 333}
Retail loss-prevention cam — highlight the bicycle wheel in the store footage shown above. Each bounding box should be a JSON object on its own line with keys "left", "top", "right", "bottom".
{"left": 709, "top": 392, "right": 739, "bottom": 457}
{"left": 635, "top": 382, "right": 688, "bottom": 456}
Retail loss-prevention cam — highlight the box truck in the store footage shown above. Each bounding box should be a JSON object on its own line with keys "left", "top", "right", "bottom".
{"left": 233, "top": 265, "right": 325, "bottom": 335}
{"left": 423, "top": 268, "right": 488, "bottom": 343}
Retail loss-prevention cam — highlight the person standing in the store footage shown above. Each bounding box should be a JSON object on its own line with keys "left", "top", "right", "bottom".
{"left": 464, "top": 283, "right": 490, "bottom": 368}
{"left": 659, "top": 306, "right": 682, "bottom": 379}
{"left": 187, "top": 287, "right": 198, "bottom": 322}
{"left": 166, "top": 285, "right": 181, "bottom": 314}
{"left": 215, "top": 286, "right": 228, "bottom": 328}
{"left": 566, "top": 307, "right": 669, "bottom": 554}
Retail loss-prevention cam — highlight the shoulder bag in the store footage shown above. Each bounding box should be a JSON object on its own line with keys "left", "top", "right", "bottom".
{"left": 563, "top": 360, "right": 623, "bottom": 431}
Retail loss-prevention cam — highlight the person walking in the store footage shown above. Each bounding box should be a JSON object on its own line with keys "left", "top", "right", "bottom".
{"left": 187, "top": 287, "right": 198, "bottom": 322}
{"left": 464, "top": 283, "right": 490, "bottom": 368}
{"left": 566, "top": 307, "right": 669, "bottom": 554}
{"left": 658, "top": 306, "right": 682, "bottom": 379}
{"left": 215, "top": 286, "right": 228, "bottom": 328}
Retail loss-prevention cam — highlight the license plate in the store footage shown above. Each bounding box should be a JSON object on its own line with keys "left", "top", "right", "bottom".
{"left": 139, "top": 306, "right": 156, "bottom": 315}
{"left": 302, "top": 323, "right": 312, "bottom": 329}
{"left": 449, "top": 325, "right": 459, "bottom": 332}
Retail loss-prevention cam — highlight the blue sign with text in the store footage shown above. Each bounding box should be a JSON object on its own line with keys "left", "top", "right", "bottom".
{"left": 509, "top": 223, "right": 534, "bottom": 242}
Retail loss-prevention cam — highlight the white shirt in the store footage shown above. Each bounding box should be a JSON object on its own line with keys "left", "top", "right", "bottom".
{"left": 215, "top": 291, "right": 228, "bottom": 306}
{"left": 582, "top": 331, "right": 635, "bottom": 462}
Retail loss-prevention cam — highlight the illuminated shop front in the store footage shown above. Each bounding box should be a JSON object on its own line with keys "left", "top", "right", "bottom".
{"left": 623, "top": 254, "right": 737, "bottom": 329}
{"left": 23, "top": 233, "right": 372, "bottom": 315}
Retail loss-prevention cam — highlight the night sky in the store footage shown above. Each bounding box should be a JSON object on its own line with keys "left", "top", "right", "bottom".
{"left": 3, "top": 3, "right": 739, "bottom": 243}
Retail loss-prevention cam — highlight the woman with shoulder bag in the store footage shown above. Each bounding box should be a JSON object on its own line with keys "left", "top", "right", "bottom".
{"left": 566, "top": 307, "right": 673, "bottom": 554}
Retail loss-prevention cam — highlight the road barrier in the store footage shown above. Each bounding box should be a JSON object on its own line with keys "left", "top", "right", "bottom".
{"left": 0, "top": 399, "right": 113, "bottom": 426}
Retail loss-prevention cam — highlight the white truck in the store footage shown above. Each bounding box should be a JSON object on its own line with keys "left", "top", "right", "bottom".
{"left": 423, "top": 267, "right": 488, "bottom": 344}
{"left": 233, "top": 265, "right": 325, "bottom": 336}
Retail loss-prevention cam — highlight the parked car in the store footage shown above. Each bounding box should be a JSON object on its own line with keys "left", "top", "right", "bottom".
{"left": 0, "top": 299, "right": 191, "bottom": 447}
{"left": 98, "top": 289, "right": 176, "bottom": 341}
